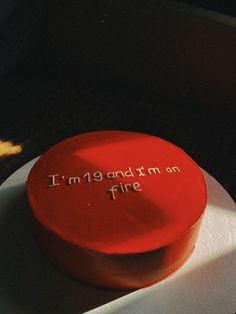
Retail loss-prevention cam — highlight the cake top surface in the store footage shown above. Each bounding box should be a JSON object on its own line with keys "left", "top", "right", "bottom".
{"left": 27, "top": 130, "right": 207, "bottom": 254}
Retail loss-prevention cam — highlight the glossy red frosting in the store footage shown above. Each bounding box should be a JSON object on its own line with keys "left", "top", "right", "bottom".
{"left": 27, "top": 130, "right": 207, "bottom": 288}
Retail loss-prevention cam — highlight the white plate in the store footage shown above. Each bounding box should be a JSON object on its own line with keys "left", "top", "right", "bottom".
{"left": 0, "top": 158, "right": 236, "bottom": 314}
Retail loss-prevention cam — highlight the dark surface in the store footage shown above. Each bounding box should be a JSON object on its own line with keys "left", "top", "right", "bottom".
{"left": 0, "top": 0, "right": 42, "bottom": 76}
{"left": 0, "top": 1, "right": 236, "bottom": 204}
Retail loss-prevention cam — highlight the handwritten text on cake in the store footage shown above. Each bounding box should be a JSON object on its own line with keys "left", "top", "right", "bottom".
{"left": 48, "top": 166, "right": 181, "bottom": 200}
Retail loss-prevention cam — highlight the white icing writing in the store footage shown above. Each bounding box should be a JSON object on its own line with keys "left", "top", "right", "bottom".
{"left": 147, "top": 167, "right": 161, "bottom": 175}
{"left": 48, "top": 174, "right": 60, "bottom": 187}
{"left": 47, "top": 165, "right": 181, "bottom": 200}
{"left": 108, "top": 182, "right": 142, "bottom": 200}
{"left": 136, "top": 166, "right": 146, "bottom": 177}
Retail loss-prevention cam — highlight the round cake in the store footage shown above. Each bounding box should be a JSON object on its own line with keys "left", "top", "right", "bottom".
{"left": 26, "top": 130, "right": 207, "bottom": 289}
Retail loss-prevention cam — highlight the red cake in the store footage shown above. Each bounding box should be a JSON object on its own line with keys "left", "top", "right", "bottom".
{"left": 26, "top": 130, "right": 207, "bottom": 289}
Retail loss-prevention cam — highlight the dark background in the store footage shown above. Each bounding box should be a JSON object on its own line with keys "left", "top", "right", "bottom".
{"left": 0, "top": 1, "right": 236, "bottom": 201}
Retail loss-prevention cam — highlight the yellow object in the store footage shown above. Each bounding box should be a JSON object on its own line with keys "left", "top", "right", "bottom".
{"left": 0, "top": 140, "right": 22, "bottom": 157}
